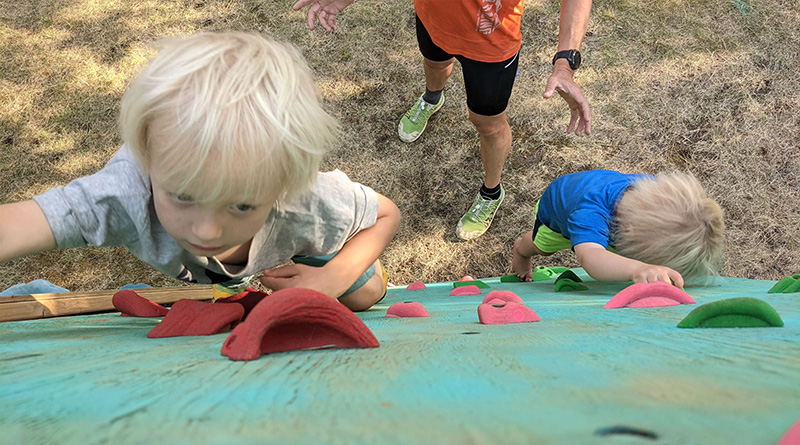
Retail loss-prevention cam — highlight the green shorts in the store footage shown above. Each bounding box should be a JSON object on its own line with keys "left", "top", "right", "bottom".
{"left": 531, "top": 201, "right": 573, "bottom": 254}
{"left": 531, "top": 201, "right": 615, "bottom": 254}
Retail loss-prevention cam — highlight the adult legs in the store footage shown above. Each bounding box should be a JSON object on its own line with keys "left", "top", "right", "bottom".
{"left": 456, "top": 52, "right": 519, "bottom": 240}
{"left": 423, "top": 57, "right": 455, "bottom": 92}
{"left": 469, "top": 110, "right": 512, "bottom": 190}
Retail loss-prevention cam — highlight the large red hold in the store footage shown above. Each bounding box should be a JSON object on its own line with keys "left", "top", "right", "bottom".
{"left": 221, "top": 288, "right": 379, "bottom": 361}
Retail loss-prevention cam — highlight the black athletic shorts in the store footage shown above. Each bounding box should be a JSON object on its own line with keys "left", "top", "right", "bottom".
{"left": 415, "top": 15, "right": 519, "bottom": 117}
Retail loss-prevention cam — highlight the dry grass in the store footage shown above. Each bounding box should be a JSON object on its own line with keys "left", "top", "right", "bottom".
{"left": 1, "top": 0, "right": 798, "bottom": 291}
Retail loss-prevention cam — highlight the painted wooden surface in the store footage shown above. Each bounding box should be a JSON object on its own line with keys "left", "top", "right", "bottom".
{"left": 2, "top": 271, "right": 799, "bottom": 444}
{"left": 0, "top": 286, "right": 213, "bottom": 322}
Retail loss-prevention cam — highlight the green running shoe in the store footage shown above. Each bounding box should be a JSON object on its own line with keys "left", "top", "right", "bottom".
{"left": 398, "top": 93, "right": 444, "bottom": 142}
{"left": 456, "top": 185, "right": 505, "bottom": 240}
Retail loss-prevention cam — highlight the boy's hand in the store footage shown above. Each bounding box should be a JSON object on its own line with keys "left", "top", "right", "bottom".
{"left": 574, "top": 242, "right": 685, "bottom": 288}
{"left": 259, "top": 263, "right": 350, "bottom": 298}
{"left": 630, "top": 264, "right": 685, "bottom": 288}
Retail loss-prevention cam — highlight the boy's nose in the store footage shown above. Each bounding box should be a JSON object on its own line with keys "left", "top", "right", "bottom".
{"left": 192, "top": 212, "right": 224, "bottom": 241}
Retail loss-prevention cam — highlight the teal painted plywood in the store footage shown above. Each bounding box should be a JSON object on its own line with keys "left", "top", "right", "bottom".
{"left": 2, "top": 271, "right": 799, "bottom": 444}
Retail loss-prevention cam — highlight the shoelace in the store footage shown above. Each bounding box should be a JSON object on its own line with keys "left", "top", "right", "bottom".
{"left": 467, "top": 198, "right": 492, "bottom": 223}
{"left": 409, "top": 99, "right": 434, "bottom": 122}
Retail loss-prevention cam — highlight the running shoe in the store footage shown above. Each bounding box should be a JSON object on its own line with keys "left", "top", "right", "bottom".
{"left": 398, "top": 93, "right": 444, "bottom": 142}
{"left": 456, "top": 185, "right": 505, "bottom": 240}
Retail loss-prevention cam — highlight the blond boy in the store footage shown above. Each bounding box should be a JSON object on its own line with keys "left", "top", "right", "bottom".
{"left": 0, "top": 32, "right": 400, "bottom": 311}
{"left": 512, "top": 170, "right": 724, "bottom": 287}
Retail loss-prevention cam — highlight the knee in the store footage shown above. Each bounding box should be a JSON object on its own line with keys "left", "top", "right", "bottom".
{"left": 337, "top": 273, "right": 385, "bottom": 312}
{"left": 469, "top": 113, "right": 509, "bottom": 137}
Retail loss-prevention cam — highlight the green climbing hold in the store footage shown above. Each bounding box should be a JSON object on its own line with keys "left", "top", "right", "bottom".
{"left": 555, "top": 270, "right": 582, "bottom": 284}
{"left": 555, "top": 279, "right": 588, "bottom": 292}
{"left": 767, "top": 274, "right": 800, "bottom": 293}
{"left": 500, "top": 274, "right": 521, "bottom": 282}
{"left": 554, "top": 270, "right": 587, "bottom": 292}
{"left": 453, "top": 280, "right": 491, "bottom": 289}
{"left": 677, "top": 297, "right": 783, "bottom": 328}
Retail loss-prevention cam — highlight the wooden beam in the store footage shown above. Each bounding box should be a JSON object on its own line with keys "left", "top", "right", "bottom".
{"left": 0, "top": 286, "right": 213, "bottom": 322}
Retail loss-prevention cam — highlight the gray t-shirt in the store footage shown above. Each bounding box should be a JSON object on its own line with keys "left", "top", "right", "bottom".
{"left": 33, "top": 147, "right": 379, "bottom": 285}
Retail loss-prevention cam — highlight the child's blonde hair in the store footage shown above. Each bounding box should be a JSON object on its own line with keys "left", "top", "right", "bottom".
{"left": 119, "top": 31, "right": 338, "bottom": 207}
{"left": 614, "top": 171, "right": 725, "bottom": 283}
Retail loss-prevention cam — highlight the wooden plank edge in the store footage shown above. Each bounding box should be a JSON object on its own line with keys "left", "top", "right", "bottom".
{"left": 0, "top": 286, "right": 214, "bottom": 322}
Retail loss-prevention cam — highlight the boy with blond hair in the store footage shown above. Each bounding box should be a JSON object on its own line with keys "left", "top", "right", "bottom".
{"left": 0, "top": 32, "right": 400, "bottom": 311}
{"left": 512, "top": 170, "right": 724, "bottom": 288}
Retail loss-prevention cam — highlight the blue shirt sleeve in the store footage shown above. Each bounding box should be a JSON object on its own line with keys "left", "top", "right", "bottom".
{"left": 537, "top": 170, "right": 653, "bottom": 249}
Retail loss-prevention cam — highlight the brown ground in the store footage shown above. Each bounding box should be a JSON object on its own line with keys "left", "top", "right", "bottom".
{"left": 1, "top": 0, "right": 798, "bottom": 292}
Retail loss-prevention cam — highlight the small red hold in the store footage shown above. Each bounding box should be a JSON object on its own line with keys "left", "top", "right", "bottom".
{"left": 777, "top": 418, "right": 800, "bottom": 445}
{"left": 478, "top": 302, "right": 540, "bottom": 325}
{"left": 406, "top": 281, "right": 427, "bottom": 290}
{"left": 221, "top": 288, "right": 379, "bottom": 361}
{"left": 386, "top": 302, "right": 429, "bottom": 317}
{"left": 450, "top": 285, "right": 482, "bottom": 296}
{"left": 604, "top": 282, "right": 695, "bottom": 309}
{"left": 147, "top": 299, "right": 244, "bottom": 338}
{"left": 482, "top": 290, "right": 523, "bottom": 304}
{"left": 459, "top": 275, "right": 476, "bottom": 282}
{"left": 112, "top": 289, "right": 169, "bottom": 317}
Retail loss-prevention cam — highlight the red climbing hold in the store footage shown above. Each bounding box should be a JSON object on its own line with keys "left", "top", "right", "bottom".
{"left": 478, "top": 302, "right": 540, "bottom": 325}
{"left": 215, "top": 288, "right": 268, "bottom": 318}
{"left": 604, "top": 282, "right": 695, "bottom": 309}
{"left": 147, "top": 299, "right": 244, "bottom": 338}
{"left": 482, "top": 290, "right": 523, "bottom": 304}
{"left": 406, "top": 281, "right": 427, "bottom": 290}
{"left": 112, "top": 289, "right": 169, "bottom": 317}
{"left": 386, "top": 301, "right": 429, "bottom": 317}
{"left": 450, "top": 285, "right": 482, "bottom": 296}
{"left": 221, "top": 288, "right": 379, "bottom": 361}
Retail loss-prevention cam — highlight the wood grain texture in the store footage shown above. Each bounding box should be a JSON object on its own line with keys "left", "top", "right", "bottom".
{"left": 0, "top": 286, "right": 213, "bottom": 322}
{"left": 1, "top": 272, "right": 798, "bottom": 444}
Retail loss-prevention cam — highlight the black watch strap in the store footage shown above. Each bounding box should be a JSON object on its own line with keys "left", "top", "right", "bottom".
{"left": 552, "top": 49, "right": 581, "bottom": 70}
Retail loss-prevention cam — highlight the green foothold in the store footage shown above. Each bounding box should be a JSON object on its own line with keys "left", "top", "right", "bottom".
{"left": 767, "top": 274, "right": 800, "bottom": 293}
{"left": 453, "top": 280, "right": 491, "bottom": 289}
{"left": 534, "top": 266, "right": 557, "bottom": 277}
{"left": 677, "top": 297, "right": 784, "bottom": 328}
{"left": 554, "top": 270, "right": 583, "bottom": 285}
{"left": 555, "top": 278, "right": 588, "bottom": 292}
{"left": 531, "top": 270, "right": 553, "bottom": 281}
{"left": 548, "top": 266, "right": 571, "bottom": 274}
{"left": 500, "top": 274, "right": 522, "bottom": 282}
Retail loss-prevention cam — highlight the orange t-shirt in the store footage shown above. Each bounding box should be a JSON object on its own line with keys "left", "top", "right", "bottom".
{"left": 414, "top": 0, "right": 524, "bottom": 63}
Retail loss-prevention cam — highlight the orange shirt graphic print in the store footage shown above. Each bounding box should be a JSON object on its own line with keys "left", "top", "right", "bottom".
{"left": 476, "top": 0, "right": 502, "bottom": 35}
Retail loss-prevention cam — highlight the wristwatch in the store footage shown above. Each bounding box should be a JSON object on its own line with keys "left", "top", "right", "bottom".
{"left": 552, "top": 49, "right": 581, "bottom": 70}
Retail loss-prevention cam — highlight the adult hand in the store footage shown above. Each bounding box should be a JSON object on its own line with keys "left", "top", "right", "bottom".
{"left": 543, "top": 62, "right": 592, "bottom": 136}
{"left": 292, "top": 0, "right": 354, "bottom": 31}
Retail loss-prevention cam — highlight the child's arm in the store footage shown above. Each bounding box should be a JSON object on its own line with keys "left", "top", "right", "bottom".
{"left": 0, "top": 200, "right": 57, "bottom": 263}
{"left": 260, "top": 192, "right": 400, "bottom": 298}
{"left": 574, "top": 242, "right": 684, "bottom": 288}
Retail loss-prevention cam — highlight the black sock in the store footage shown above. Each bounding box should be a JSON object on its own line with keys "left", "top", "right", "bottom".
{"left": 422, "top": 88, "right": 443, "bottom": 105}
{"left": 480, "top": 183, "right": 502, "bottom": 200}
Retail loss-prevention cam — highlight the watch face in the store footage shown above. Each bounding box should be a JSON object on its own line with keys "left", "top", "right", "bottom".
{"left": 554, "top": 50, "right": 581, "bottom": 70}
{"left": 571, "top": 50, "right": 581, "bottom": 70}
